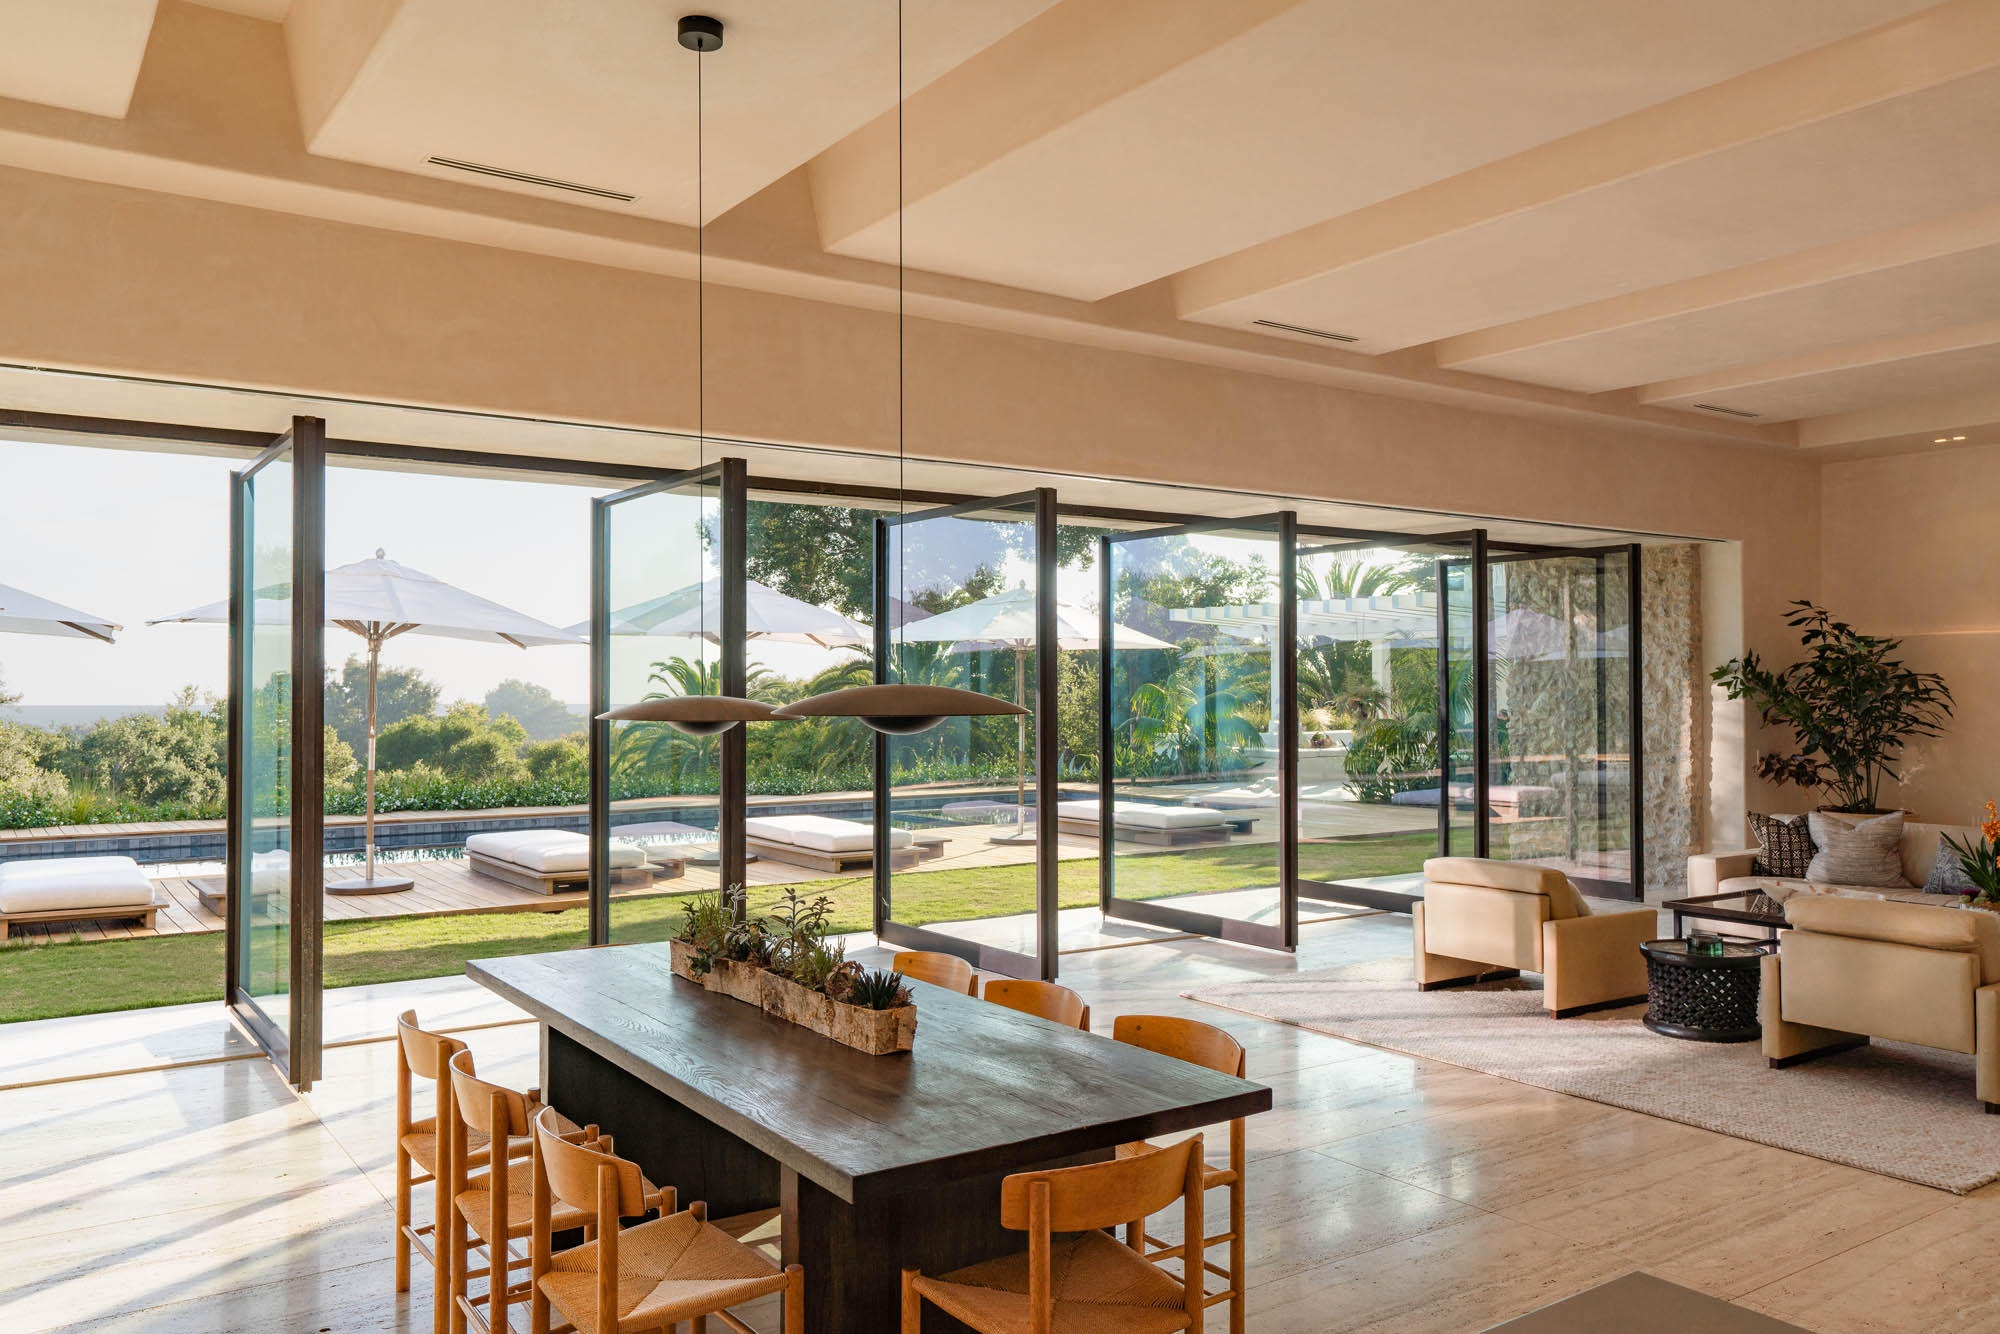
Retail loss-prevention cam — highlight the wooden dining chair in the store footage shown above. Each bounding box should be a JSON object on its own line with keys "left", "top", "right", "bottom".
{"left": 396, "top": 1010, "right": 523, "bottom": 1333}
{"left": 530, "top": 1104, "right": 804, "bottom": 1334}
{"left": 901, "top": 1134, "right": 1206, "bottom": 1334}
{"left": 892, "top": 949, "right": 977, "bottom": 995}
{"left": 445, "top": 1048, "right": 629, "bottom": 1334}
{"left": 1113, "top": 1015, "right": 1249, "bottom": 1334}
{"left": 983, "top": 978, "right": 1090, "bottom": 1030}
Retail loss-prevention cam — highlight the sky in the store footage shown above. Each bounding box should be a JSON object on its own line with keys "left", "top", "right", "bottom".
{"left": 0, "top": 437, "right": 853, "bottom": 713}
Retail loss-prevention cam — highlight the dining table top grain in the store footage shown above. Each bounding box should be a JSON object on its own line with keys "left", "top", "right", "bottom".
{"left": 470, "top": 943, "right": 1272, "bottom": 1203}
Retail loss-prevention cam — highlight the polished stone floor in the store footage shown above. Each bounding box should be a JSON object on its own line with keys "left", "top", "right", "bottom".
{"left": 1, "top": 912, "right": 1992, "bottom": 1332}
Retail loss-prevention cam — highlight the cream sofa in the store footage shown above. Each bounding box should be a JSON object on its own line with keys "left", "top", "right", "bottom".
{"left": 1688, "top": 818, "right": 1978, "bottom": 904}
{"left": 1412, "top": 857, "right": 1659, "bottom": 1017}
{"left": 1762, "top": 896, "right": 2000, "bottom": 1112}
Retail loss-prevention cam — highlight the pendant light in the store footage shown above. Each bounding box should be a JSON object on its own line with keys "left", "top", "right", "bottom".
{"left": 599, "top": 13, "right": 780, "bottom": 737}
{"left": 770, "top": 0, "right": 1026, "bottom": 735}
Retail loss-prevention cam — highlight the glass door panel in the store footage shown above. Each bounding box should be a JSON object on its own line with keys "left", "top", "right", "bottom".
{"left": 592, "top": 466, "right": 725, "bottom": 942}
{"left": 227, "top": 418, "right": 324, "bottom": 1088}
{"left": 1440, "top": 548, "right": 1483, "bottom": 860}
{"left": 1102, "top": 516, "right": 1293, "bottom": 950}
{"left": 1291, "top": 533, "right": 1474, "bottom": 910}
{"left": 876, "top": 491, "right": 1054, "bottom": 978}
{"left": 1486, "top": 547, "right": 1640, "bottom": 899}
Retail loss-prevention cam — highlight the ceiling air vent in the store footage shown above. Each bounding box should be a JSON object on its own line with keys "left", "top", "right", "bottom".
{"left": 426, "top": 156, "right": 636, "bottom": 202}
{"left": 1692, "top": 402, "right": 1760, "bottom": 419}
{"left": 1252, "top": 319, "right": 1359, "bottom": 344}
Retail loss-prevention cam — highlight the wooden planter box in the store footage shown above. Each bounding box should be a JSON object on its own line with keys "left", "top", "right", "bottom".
{"left": 829, "top": 1000, "right": 918, "bottom": 1054}
{"left": 706, "top": 958, "right": 769, "bottom": 1005}
{"left": 669, "top": 939, "right": 702, "bottom": 983}
{"left": 761, "top": 971, "right": 834, "bottom": 1035}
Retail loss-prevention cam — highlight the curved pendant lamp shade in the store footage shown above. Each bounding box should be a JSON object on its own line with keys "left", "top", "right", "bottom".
{"left": 771, "top": 684, "right": 1026, "bottom": 736}
{"left": 599, "top": 695, "right": 780, "bottom": 736}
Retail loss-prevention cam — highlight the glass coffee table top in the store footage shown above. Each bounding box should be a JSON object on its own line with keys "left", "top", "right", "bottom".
{"left": 1662, "top": 889, "right": 1788, "bottom": 931}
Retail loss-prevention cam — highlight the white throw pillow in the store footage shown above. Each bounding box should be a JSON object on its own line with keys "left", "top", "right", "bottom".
{"left": 1805, "top": 811, "right": 1910, "bottom": 889}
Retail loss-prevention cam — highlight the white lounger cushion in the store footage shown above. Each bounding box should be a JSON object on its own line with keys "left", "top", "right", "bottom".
{"left": 1056, "top": 800, "right": 1229, "bottom": 830}
{"left": 745, "top": 815, "right": 912, "bottom": 853}
{"left": 0, "top": 855, "right": 154, "bottom": 914}
{"left": 465, "top": 829, "right": 646, "bottom": 873}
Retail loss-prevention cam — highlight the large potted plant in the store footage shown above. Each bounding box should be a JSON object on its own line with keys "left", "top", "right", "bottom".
{"left": 1713, "top": 601, "right": 1953, "bottom": 814}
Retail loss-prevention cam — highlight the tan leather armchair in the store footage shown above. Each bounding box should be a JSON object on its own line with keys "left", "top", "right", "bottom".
{"left": 1412, "top": 857, "right": 1657, "bottom": 1018}
{"left": 1762, "top": 897, "right": 2000, "bottom": 1112}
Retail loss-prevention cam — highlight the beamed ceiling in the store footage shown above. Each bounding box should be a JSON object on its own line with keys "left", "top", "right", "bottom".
{"left": 0, "top": 0, "right": 1997, "bottom": 457}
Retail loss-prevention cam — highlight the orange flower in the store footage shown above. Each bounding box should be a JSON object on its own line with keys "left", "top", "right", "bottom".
{"left": 1985, "top": 800, "right": 2000, "bottom": 845}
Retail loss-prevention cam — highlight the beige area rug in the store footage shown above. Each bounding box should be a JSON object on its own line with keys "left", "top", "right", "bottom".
{"left": 1188, "top": 959, "right": 2000, "bottom": 1194}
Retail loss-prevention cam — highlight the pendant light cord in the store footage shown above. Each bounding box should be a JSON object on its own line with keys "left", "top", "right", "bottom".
{"left": 697, "top": 36, "right": 707, "bottom": 657}
{"left": 896, "top": 0, "right": 906, "bottom": 669}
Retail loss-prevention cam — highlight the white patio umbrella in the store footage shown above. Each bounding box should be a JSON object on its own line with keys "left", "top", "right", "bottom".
{"left": 891, "top": 586, "right": 1170, "bottom": 834}
{"left": 152, "top": 551, "right": 581, "bottom": 893}
{"left": 0, "top": 583, "right": 121, "bottom": 642}
{"left": 564, "top": 577, "right": 869, "bottom": 648}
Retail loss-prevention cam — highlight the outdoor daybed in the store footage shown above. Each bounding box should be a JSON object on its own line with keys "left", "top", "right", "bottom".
{"left": 0, "top": 855, "right": 159, "bottom": 940}
{"left": 1389, "top": 783, "right": 1558, "bottom": 821}
{"left": 743, "top": 815, "right": 918, "bottom": 873}
{"left": 1055, "top": 799, "right": 1234, "bottom": 846}
{"left": 464, "top": 829, "right": 662, "bottom": 894}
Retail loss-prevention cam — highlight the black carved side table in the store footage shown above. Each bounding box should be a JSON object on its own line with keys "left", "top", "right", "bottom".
{"left": 1640, "top": 938, "right": 1768, "bottom": 1042}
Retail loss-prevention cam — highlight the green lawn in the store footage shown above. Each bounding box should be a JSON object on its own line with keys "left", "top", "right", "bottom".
{"left": 0, "top": 832, "right": 1434, "bottom": 1023}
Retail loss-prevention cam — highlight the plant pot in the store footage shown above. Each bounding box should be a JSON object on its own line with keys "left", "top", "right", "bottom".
{"left": 706, "top": 958, "right": 767, "bottom": 1005}
{"left": 668, "top": 939, "right": 703, "bottom": 983}
{"left": 829, "top": 1000, "right": 917, "bottom": 1055}
{"left": 761, "top": 971, "right": 834, "bottom": 1036}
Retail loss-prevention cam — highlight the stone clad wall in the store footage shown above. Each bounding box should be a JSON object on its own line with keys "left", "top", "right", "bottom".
{"left": 1643, "top": 545, "right": 1705, "bottom": 896}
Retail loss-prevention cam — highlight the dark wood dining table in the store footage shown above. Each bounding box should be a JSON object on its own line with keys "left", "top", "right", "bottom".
{"left": 469, "top": 944, "right": 1272, "bottom": 1332}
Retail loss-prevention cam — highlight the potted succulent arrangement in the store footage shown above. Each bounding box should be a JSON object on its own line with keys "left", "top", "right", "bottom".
{"left": 670, "top": 885, "right": 917, "bottom": 1054}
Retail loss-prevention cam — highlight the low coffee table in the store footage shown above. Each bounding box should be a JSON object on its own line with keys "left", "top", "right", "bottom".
{"left": 1640, "top": 938, "right": 1770, "bottom": 1042}
{"left": 1661, "top": 888, "right": 1787, "bottom": 938}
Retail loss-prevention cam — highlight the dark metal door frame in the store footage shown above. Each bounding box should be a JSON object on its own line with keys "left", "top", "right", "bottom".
{"left": 225, "top": 415, "right": 325, "bottom": 1089}
{"left": 589, "top": 459, "right": 748, "bottom": 943}
{"left": 873, "top": 489, "right": 1057, "bottom": 980}
{"left": 1098, "top": 512, "right": 1298, "bottom": 952}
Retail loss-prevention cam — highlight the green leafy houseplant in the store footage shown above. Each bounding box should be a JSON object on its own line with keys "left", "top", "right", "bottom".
{"left": 1944, "top": 802, "right": 2000, "bottom": 905}
{"left": 1712, "top": 601, "right": 1953, "bottom": 813}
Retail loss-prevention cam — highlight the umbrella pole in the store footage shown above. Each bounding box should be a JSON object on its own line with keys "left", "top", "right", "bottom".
{"left": 365, "top": 629, "right": 381, "bottom": 883}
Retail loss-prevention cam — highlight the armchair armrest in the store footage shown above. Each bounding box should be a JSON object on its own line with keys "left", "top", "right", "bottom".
{"left": 1541, "top": 909, "right": 1658, "bottom": 1015}
{"left": 1687, "top": 849, "right": 1758, "bottom": 896}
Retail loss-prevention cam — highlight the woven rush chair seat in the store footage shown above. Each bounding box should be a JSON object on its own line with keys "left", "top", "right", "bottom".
{"left": 909, "top": 1229, "right": 1194, "bottom": 1334}
{"left": 539, "top": 1207, "right": 795, "bottom": 1334}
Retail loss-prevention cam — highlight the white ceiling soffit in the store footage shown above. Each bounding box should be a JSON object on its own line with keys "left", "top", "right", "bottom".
{"left": 298, "top": 0, "right": 1059, "bottom": 226}
{"left": 0, "top": 0, "right": 161, "bottom": 118}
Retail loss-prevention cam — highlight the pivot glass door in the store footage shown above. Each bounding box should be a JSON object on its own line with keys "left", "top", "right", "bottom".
{"left": 1100, "top": 514, "right": 1296, "bottom": 951}
{"left": 1484, "top": 545, "right": 1642, "bottom": 898}
{"left": 874, "top": 490, "right": 1058, "bottom": 979}
{"left": 226, "top": 418, "right": 325, "bottom": 1089}
{"left": 590, "top": 460, "right": 745, "bottom": 941}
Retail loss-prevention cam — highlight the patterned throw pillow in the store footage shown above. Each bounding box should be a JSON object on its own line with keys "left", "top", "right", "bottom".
{"left": 1805, "top": 810, "right": 1909, "bottom": 888}
{"left": 1924, "top": 834, "right": 1979, "bottom": 896}
{"left": 1747, "top": 811, "right": 1816, "bottom": 878}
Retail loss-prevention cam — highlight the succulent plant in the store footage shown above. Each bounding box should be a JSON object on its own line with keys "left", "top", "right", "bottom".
{"left": 847, "top": 968, "right": 911, "bottom": 1011}
{"left": 784, "top": 937, "right": 848, "bottom": 994}
{"left": 767, "top": 886, "right": 834, "bottom": 975}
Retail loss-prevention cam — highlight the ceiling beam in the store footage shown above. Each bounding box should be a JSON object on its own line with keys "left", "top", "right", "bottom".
{"left": 1637, "top": 317, "right": 2000, "bottom": 407}
{"left": 1172, "top": 0, "right": 2000, "bottom": 321}
{"left": 1798, "top": 386, "right": 2000, "bottom": 449}
{"left": 806, "top": 0, "right": 1307, "bottom": 256}
{"left": 1432, "top": 202, "right": 2000, "bottom": 372}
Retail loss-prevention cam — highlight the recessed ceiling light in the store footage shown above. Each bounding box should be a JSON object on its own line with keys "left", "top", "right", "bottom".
{"left": 1952, "top": 435, "right": 1967, "bottom": 441}
{"left": 1935, "top": 436, "right": 1950, "bottom": 443}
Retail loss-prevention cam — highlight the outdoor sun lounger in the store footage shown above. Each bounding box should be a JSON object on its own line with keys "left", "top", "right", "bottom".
{"left": 743, "top": 814, "right": 918, "bottom": 873}
{"left": 0, "top": 855, "right": 159, "bottom": 940}
{"left": 1389, "top": 783, "right": 1558, "bottom": 820}
{"left": 1054, "top": 799, "right": 1233, "bottom": 846}
{"left": 464, "top": 829, "right": 660, "bottom": 895}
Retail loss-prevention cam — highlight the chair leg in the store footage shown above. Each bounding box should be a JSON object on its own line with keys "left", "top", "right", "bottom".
{"left": 394, "top": 1147, "right": 412, "bottom": 1293}
{"left": 1228, "top": 1176, "right": 1245, "bottom": 1334}
{"left": 901, "top": 1268, "right": 923, "bottom": 1333}
{"left": 447, "top": 1208, "right": 469, "bottom": 1334}
{"left": 784, "top": 1264, "right": 804, "bottom": 1334}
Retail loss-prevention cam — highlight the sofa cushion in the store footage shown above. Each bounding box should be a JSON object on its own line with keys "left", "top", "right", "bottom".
{"left": 1785, "top": 895, "right": 2000, "bottom": 985}
{"left": 1055, "top": 799, "right": 1227, "bottom": 831}
{"left": 0, "top": 856, "right": 154, "bottom": 914}
{"left": 1422, "top": 857, "right": 1590, "bottom": 919}
{"left": 1747, "top": 811, "right": 1816, "bottom": 878}
{"left": 466, "top": 829, "right": 644, "bottom": 872}
{"left": 1806, "top": 811, "right": 1909, "bottom": 888}
{"left": 744, "top": 815, "right": 911, "bottom": 853}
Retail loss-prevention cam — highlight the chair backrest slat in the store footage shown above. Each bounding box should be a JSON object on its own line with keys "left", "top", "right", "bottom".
{"left": 999, "top": 1135, "right": 1199, "bottom": 1234}
{"left": 893, "top": 950, "right": 977, "bottom": 996}
{"left": 984, "top": 978, "right": 1088, "bottom": 1029}
{"left": 396, "top": 1008, "right": 465, "bottom": 1081}
{"left": 1112, "top": 1013, "right": 1245, "bottom": 1078}
{"left": 447, "top": 1046, "right": 531, "bottom": 1139}
{"left": 534, "top": 1104, "right": 648, "bottom": 1218}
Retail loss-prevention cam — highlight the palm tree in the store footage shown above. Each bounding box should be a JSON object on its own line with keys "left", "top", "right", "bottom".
{"left": 611, "top": 654, "right": 774, "bottom": 789}
{"left": 1295, "top": 555, "right": 1416, "bottom": 720}
{"left": 1123, "top": 654, "right": 1263, "bottom": 775}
